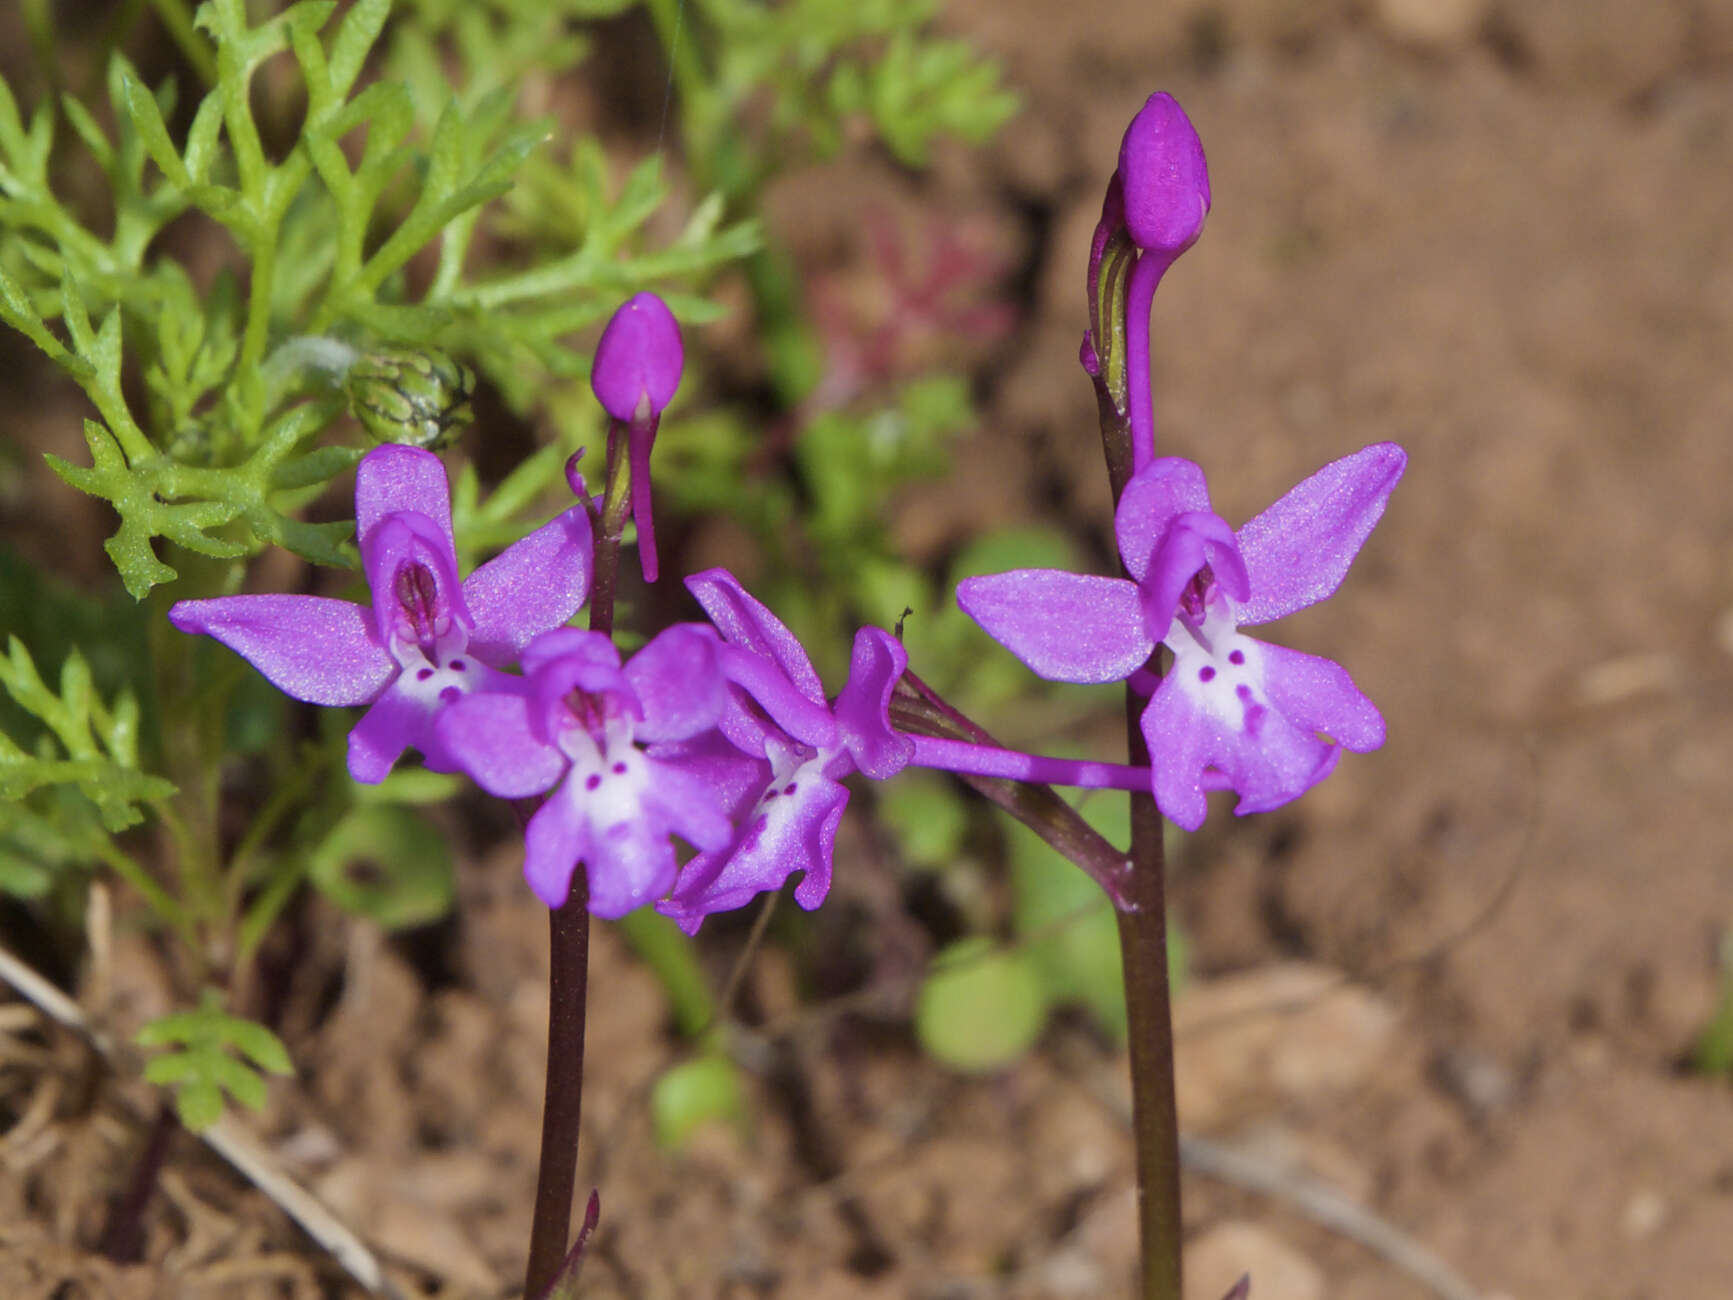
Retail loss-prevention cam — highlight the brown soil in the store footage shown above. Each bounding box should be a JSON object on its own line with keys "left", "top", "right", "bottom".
{"left": 6, "top": 1, "right": 1733, "bottom": 1297}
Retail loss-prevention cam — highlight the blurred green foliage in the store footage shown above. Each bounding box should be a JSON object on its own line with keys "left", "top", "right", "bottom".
{"left": 1694, "top": 932, "right": 1733, "bottom": 1080}
{"left": 910, "top": 793, "right": 1190, "bottom": 1070}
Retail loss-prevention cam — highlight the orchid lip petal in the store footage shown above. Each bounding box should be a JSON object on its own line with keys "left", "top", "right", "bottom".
{"left": 1147, "top": 617, "right": 1364, "bottom": 826}
{"left": 346, "top": 687, "right": 423, "bottom": 785}
{"left": 523, "top": 794, "right": 589, "bottom": 909}
{"left": 659, "top": 750, "right": 848, "bottom": 932}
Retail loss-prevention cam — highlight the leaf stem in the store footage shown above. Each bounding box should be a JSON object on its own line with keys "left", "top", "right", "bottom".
{"left": 146, "top": 0, "right": 218, "bottom": 88}
{"left": 95, "top": 837, "right": 193, "bottom": 944}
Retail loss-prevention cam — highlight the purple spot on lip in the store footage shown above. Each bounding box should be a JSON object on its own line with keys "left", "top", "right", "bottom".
{"left": 585, "top": 774, "right": 602, "bottom": 791}
{"left": 439, "top": 685, "right": 462, "bottom": 704}
{"left": 1235, "top": 684, "right": 1252, "bottom": 700}
{"left": 612, "top": 761, "right": 627, "bottom": 774}
{"left": 1228, "top": 649, "right": 1245, "bottom": 665}
{"left": 783, "top": 783, "right": 797, "bottom": 796}
{"left": 416, "top": 668, "right": 435, "bottom": 681}
{"left": 1198, "top": 666, "right": 1215, "bottom": 682}
{"left": 763, "top": 789, "right": 778, "bottom": 800}
{"left": 449, "top": 659, "right": 466, "bottom": 671}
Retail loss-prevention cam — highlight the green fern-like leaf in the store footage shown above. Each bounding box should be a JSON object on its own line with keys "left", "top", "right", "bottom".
{"left": 0, "top": 636, "right": 175, "bottom": 832}
{"left": 136, "top": 992, "right": 294, "bottom": 1131}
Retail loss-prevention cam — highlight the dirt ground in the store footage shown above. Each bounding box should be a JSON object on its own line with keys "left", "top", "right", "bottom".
{"left": 5, "top": 1, "right": 1733, "bottom": 1297}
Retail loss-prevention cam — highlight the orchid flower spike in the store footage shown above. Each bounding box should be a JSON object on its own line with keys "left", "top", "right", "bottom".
{"left": 959, "top": 443, "right": 1405, "bottom": 831}
{"left": 657, "top": 569, "right": 913, "bottom": 933}
{"left": 169, "top": 446, "right": 593, "bottom": 783}
{"left": 591, "top": 292, "right": 684, "bottom": 584}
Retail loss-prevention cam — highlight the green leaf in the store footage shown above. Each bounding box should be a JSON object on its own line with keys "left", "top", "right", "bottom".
{"left": 1005, "top": 796, "right": 1188, "bottom": 1041}
{"left": 650, "top": 1054, "right": 750, "bottom": 1151}
{"left": 915, "top": 938, "right": 1049, "bottom": 1073}
{"left": 306, "top": 805, "right": 455, "bottom": 931}
{"left": 116, "top": 64, "right": 192, "bottom": 188}
{"left": 136, "top": 995, "right": 294, "bottom": 1132}
{"left": 0, "top": 848, "right": 53, "bottom": 899}
{"left": 173, "top": 1080, "right": 225, "bottom": 1130}
{"left": 1695, "top": 934, "right": 1733, "bottom": 1079}
{"left": 0, "top": 636, "right": 175, "bottom": 831}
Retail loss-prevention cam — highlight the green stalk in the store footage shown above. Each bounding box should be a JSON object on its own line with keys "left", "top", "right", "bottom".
{"left": 146, "top": 0, "right": 218, "bottom": 88}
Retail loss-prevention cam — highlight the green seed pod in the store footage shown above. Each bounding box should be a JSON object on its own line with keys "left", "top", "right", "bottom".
{"left": 342, "top": 345, "right": 476, "bottom": 450}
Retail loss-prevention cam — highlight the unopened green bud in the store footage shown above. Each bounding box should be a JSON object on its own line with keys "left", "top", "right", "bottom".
{"left": 342, "top": 346, "right": 475, "bottom": 450}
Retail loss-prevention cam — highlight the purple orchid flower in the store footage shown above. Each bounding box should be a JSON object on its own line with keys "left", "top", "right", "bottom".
{"left": 435, "top": 624, "right": 738, "bottom": 916}
{"left": 957, "top": 443, "right": 1405, "bottom": 831}
{"left": 657, "top": 569, "right": 914, "bottom": 933}
{"left": 591, "top": 292, "right": 683, "bottom": 585}
{"left": 169, "top": 445, "right": 593, "bottom": 783}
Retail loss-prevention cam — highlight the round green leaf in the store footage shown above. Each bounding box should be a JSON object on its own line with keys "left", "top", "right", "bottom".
{"left": 915, "top": 938, "right": 1048, "bottom": 1073}
{"left": 307, "top": 804, "right": 454, "bottom": 931}
{"left": 650, "top": 1054, "right": 749, "bottom": 1152}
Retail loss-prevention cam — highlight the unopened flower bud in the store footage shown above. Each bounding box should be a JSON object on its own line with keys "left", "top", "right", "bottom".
{"left": 1117, "top": 92, "right": 1211, "bottom": 257}
{"left": 590, "top": 292, "right": 684, "bottom": 423}
{"left": 343, "top": 345, "right": 475, "bottom": 451}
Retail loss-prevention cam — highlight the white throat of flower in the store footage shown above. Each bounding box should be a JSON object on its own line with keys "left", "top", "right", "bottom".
{"left": 391, "top": 635, "right": 478, "bottom": 712}
{"left": 557, "top": 710, "right": 655, "bottom": 838}
{"left": 1161, "top": 600, "right": 1271, "bottom": 739}
{"left": 387, "top": 560, "right": 478, "bottom": 709}
{"left": 750, "top": 740, "right": 841, "bottom": 832}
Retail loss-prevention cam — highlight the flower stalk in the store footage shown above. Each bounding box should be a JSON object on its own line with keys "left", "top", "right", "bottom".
{"left": 522, "top": 427, "right": 632, "bottom": 1299}
{"left": 1118, "top": 666, "right": 1183, "bottom": 1300}
{"left": 887, "top": 671, "right": 1134, "bottom": 909}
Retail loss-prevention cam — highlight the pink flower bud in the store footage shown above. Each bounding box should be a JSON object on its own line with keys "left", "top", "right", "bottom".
{"left": 1117, "top": 93, "right": 1211, "bottom": 256}
{"left": 590, "top": 292, "right": 684, "bottom": 422}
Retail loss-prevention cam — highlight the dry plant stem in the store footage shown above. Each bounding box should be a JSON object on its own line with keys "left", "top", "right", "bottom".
{"left": 523, "top": 428, "right": 632, "bottom": 1300}
{"left": 99, "top": 1097, "right": 178, "bottom": 1262}
{"left": 1119, "top": 670, "right": 1183, "bottom": 1300}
